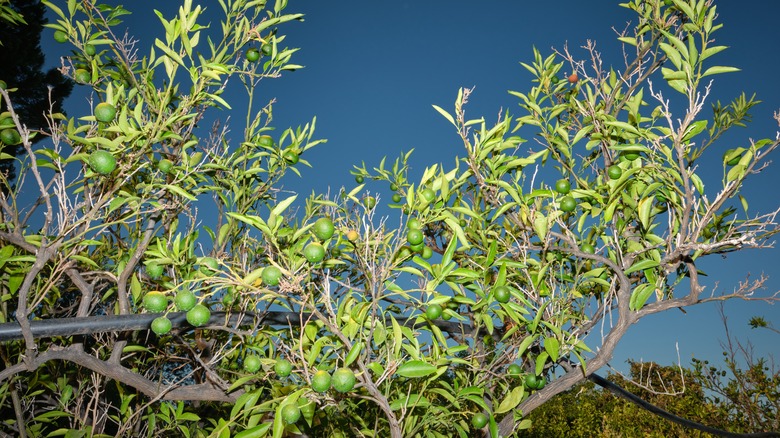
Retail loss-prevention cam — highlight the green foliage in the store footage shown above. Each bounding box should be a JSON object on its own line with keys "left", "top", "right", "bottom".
{"left": 522, "top": 356, "right": 779, "bottom": 437}
{"left": 0, "top": 0, "right": 777, "bottom": 437}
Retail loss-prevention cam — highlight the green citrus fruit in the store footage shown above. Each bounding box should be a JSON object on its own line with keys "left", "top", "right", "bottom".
{"left": 303, "top": 242, "right": 326, "bottom": 263}
{"left": 406, "top": 228, "right": 424, "bottom": 246}
{"left": 146, "top": 262, "right": 164, "bottom": 279}
{"left": 407, "top": 218, "right": 421, "bottom": 230}
{"left": 362, "top": 196, "right": 376, "bottom": 209}
{"left": 493, "top": 285, "right": 511, "bottom": 303}
{"left": 723, "top": 149, "right": 741, "bottom": 166}
{"left": 94, "top": 102, "right": 116, "bottom": 123}
{"left": 246, "top": 47, "right": 260, "bottom": 62}
{"left": 421, "top": 246, "right": 433, "bottom": 259}
{"left": 472, "top": 412, "right": 489, "bottom": 429}
{"left": 74, "top": 69, "right": 91, "bottom": 84}
{"left": 355, "top": 174, "right": 364, "bottom": 184}
{"left": 525, "top": 374, "right": 542, "bottom": 390}
{"left": 151, "top": 316, "right": 172, "bottom": 335}
{"left": 200, "top": 257, "right": 219, "bottom": 273}
{"left": 390, "top": 182, "right": 398, "bottom": 191}
{"left": 283, "top": 149, "right": 299, "bottom": 164}
{"left": 420, "top": 188, "right": 436, "bottom": 204}
{"left": 281, "top": 404, "right": 301, "bottom": 424}
{"left": 396, "top": 246, "right": 412, "bottom": 260}
{"left": 534, "top": 376, "right": 546, "bottom": 390}
{"left": 550, "top": 75, "right": 560, "bottom": 84}
{"left": 84, "top": 44, "right": 96, "bottom": 56}
{"left": 88, "top": 150, "right": 116, "bottom": 175}
{"left": 143, "top": 292, "right": 168, "bottom": 313}
{"left": 622, "top": 151, "right": 640, "bottom": 161}
{"left": 313, "top": 217, "right": 335, "bottom": 241}
{"left": 331, "top": 368, "right": 356, "bottom": 393}
{"left": 311, "top": 370, "right": 331, "bottom": 393}
{"left": 425, "top": 304, "right": 443, "bottom": 320}
{"left": 0, "top": 128, "right": 20, "bottom": 145}
{"left": 257, "top": 135, "right": 274, "bottom": 148}
{"left": 53, "top": 30, "right": 68, "bottom": 43}
{"left": 607, "top": 165, "right": 622, "bottom": 180}
{"left": 392, "top": 193, "right": 402, "bottom": 203}
{"left": 243, "top": 354, "right": 261, "bottom": 373}
{"left": 275, "top": 359, "right": 293, "bottom": 377}
{"left": 560, "top": 196, "right": 576, "bottom": 213}
{"left": 186, "top": 304, "right": 211, "bottom": 327}
{"left": 174, "top": 290, "right": 197, "bottom": 312}
{"left": 507, "top": 363, "right": 522, "bottom": 377}
{"left": 262, "top": 265, "right": 282, "bottom": 286}
{"left": 157, "top": 158, "right": 173, "bottom": 173}
{"left": 581, "top": 242, "right": 595, "bottom": 254}
{"left": 261, "top": 43, "right": 273, "bottom": 56}
{"left": 554, "top": 179, "right": 571, "bottom": 194}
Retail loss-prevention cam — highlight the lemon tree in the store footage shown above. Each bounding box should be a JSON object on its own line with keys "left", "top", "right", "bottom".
{"left": 0, "top": 1, "right": 777, "bottom": 438}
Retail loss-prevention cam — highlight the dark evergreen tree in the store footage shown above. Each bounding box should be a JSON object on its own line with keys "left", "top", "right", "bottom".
{"left": 0, "top": 0, "right": 72, "bottom": 184}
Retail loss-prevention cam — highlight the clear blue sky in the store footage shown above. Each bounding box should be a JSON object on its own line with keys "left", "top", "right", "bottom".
{"left": 43, "top": 1, "right": 780, "bottom": 373}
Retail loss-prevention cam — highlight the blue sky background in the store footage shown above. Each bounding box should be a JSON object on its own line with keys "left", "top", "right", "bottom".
{"left": 40, "top": 1, "right": 780, "bottom": 374}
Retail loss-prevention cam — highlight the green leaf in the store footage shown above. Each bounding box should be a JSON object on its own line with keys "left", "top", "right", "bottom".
{"left": 543, "top": 336, "right": 560, "bottom": 362}
{"left": 344, "top": 341, "right": 364, "bottom": 367}
{"left": 432, "top": 104, "right": 456, "bottom": 128}
{"left": 625, "top": 259, "right": 659, "bottom": 275}
{"left": 629, "top": 283, "right": 656, "bottom": 311}
{"left": 396, "top": 360, "right": 437, "bottom": 378}
{"left": 701, "top": 66, "right": 740, "bottom": 78}
{"left": 235, "top": 424, "right": 272, "bottom": 438}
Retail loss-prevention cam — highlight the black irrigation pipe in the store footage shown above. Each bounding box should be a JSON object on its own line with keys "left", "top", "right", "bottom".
{"left": 1, "top": 314, "right": 778, "bottom": 437}
{"left": 0, "top": 311, "right": 468, "bottom": 343}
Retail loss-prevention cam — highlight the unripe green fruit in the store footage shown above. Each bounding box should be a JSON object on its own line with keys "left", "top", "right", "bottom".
{"left": 186, "top": 304, "right": 211, "bottom": 327}
{"left": 426, "top": 304, "right": 443, "bottom": 320}
{"left": 555, "top": 179, "right": 571, "bottom": 194}
{"left": 88, "top": 150, "right": 116, "bottom": 175}
{"left": 281, "top": 404, "right": 301, "bottom": 424}
{"left": 146, "top": 262, "right": 164, "bottom": 279}
{"left": 407, "top": 228, "right": 424, "bottom": 246}
{"left": 0, "top": 128, "right": 21, "bottom": 145}
{"left": 303, "top": 242, "right": 326, "bottom": 263}
{"left": 174, "top": 290, "right": 197, "bottom": 312}
{"left": 275, "top": 359, "right": 293, "bottom": 377}
{"left": 472, "top": 412, "right": 489, "bottom": 429}
{"left": 53, "top": 30, "right": 68, "bottom": 43}
{"left": 331, "top": 367, "right": 356, "bottom": 393}
{"left": 245, "top": 47, "right": 260, "bottom": 62}
{"left": 311, "top": 370, "right": 331, "bottom": 393}
{"left": 607, "top": 165, "right": 622, "bottom": 180}
{"left": 74, "top": 69, "right": 91, "bottom": 84}
{"left": 493, "top": 285, "right": 511, "bottom": 303}
{"left": 157, "top": 158, "right": 173, "bottom": 173}
{"left": 94, "top": 102, "right": 116, "bottom": 123}
{"left": 313, "top": 217, "right": 335, "bottom": 241}
{"left": 143, "top": 292, "right": 168, "bottom": 313}
{"left": 262, "top": 266, "right": 282, "bottom": 286}
{"left": 243, "top": 354, "right": 261, "bottom": 373}
{"left": 151, "top": 316, "right": 172, "bottom": 335}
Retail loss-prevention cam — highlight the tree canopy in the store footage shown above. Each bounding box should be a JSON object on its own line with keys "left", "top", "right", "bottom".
{"left": 0, "top": 0, "right": 778, "bottom": 437}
